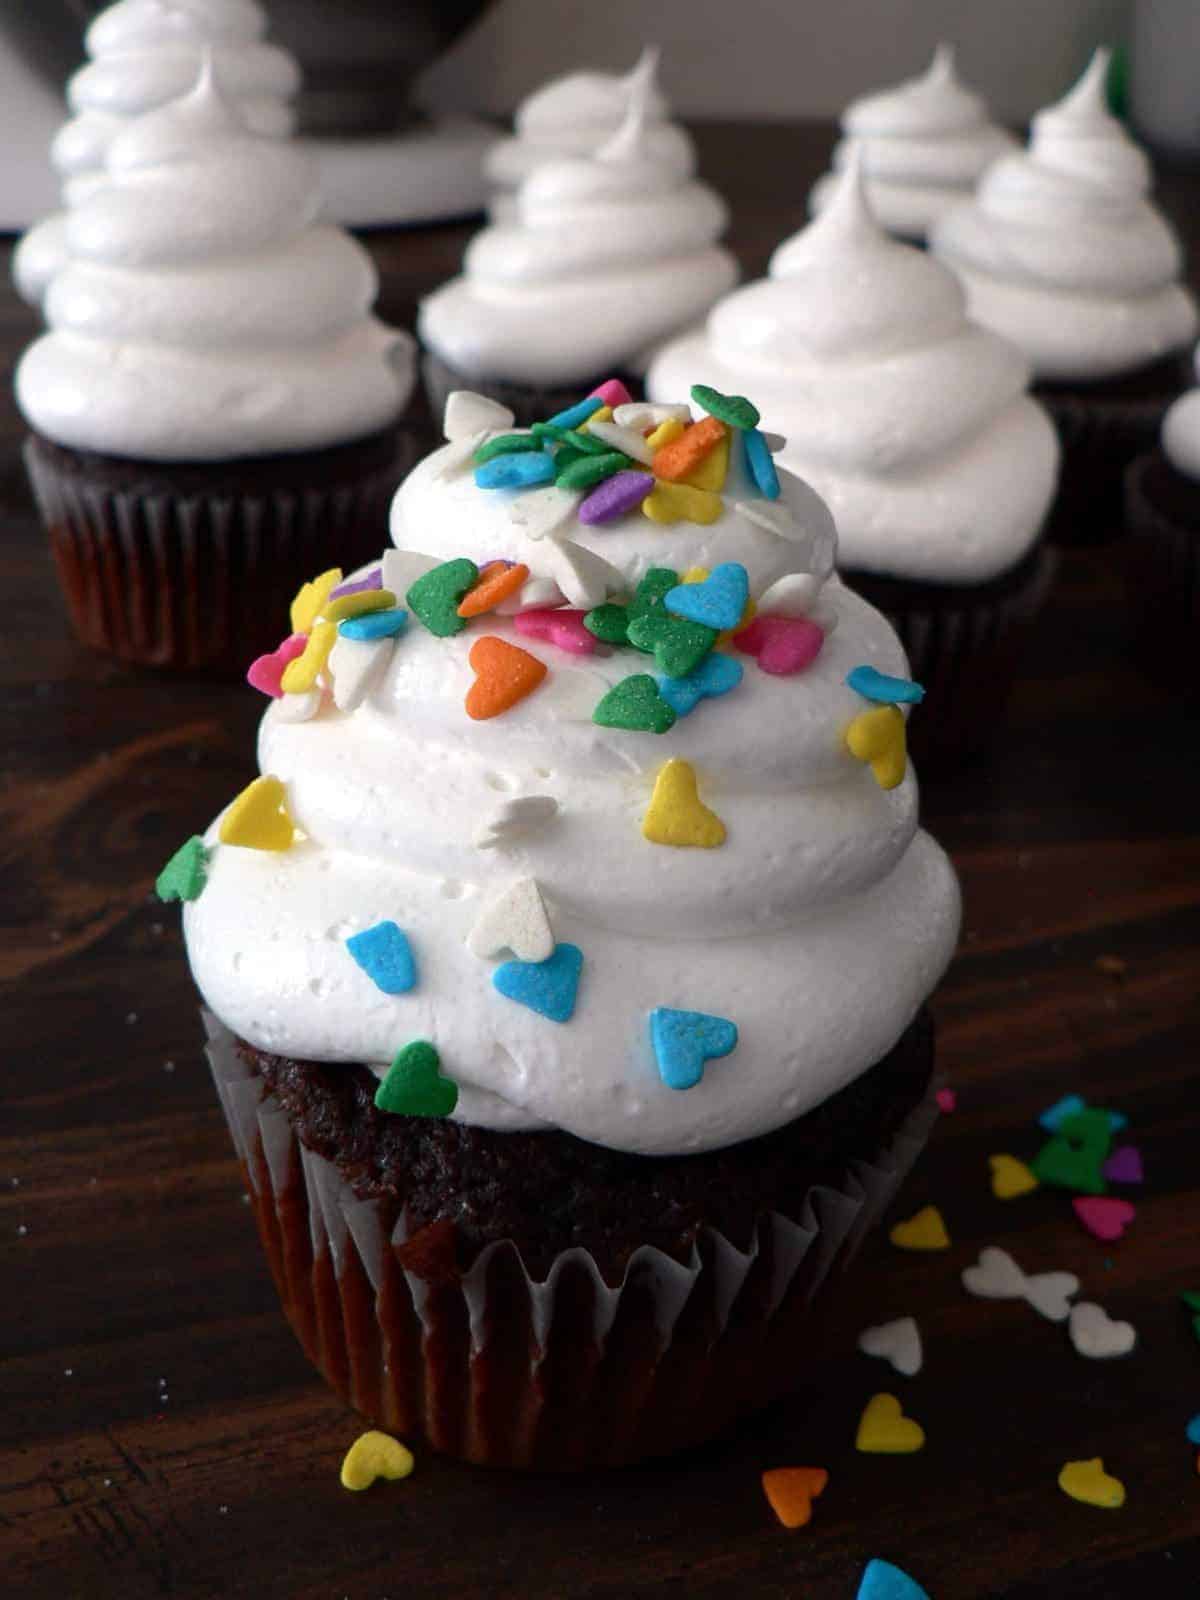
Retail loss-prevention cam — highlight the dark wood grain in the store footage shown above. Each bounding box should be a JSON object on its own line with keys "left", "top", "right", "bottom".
{"left": 2, "top": 122, "right": 1199, "bottom": 1600}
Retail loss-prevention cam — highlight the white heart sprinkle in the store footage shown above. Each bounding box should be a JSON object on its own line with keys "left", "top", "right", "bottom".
{"left": 381, "top": 549, "right": 439, "bottom": 597}
{"left": 327, "top": 634, "right": 394, "bottom": 712}
{"left": 273, "top": 687, "right": 322, "bottom": 722}
{"left": 541, "top": 541, "right": 624, "bottom": 609}
{"left": 1023, "top": 1271, "right": 1082, "bottom": 1324}
{"left": 583, "top": 418, "right": 656, "bottom": 466}
{"left": 432, "top": 428, "right": 489, "bottom": 480}
{"left": 495, "top": 575, "right": 565, "bottom": 615}
{"left": 756, "top": 572, "right": 824, "bottom": 618}
{"left": 507, "top": 484, "right": 580, "bottom": 542}
{"left": 467, "top": 878, "right": 554, "bottom": 963}
{"left": 474, "top": 795, "right": 559, "bottom": 850}
{"left": 443, "top": 390, "right": 514, "bottom": 442}
{"left": 857, "top": 1316, "right": 922, "bottom": 1377}
{"left": 961, "top": 1246, "right": 1080, "bottom": 1323}
{"left": 612, "top": 401, "right": 692, "bottom": 430}
{"left": 1068, "top": 1301, "right": 1137, "bottom": 1359}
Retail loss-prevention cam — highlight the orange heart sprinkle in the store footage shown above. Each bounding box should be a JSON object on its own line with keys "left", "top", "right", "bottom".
{"left": 457, "top": 562, "right": 530, "bottom": 618}
{"left": 761, "top": 1467, "right": 829, "bottom": 1529}
{"left": 465, "top": 636, "right": 547, "bottom": 720}
{"left": 652, "top": 415, "right": 728, "bottom": 482}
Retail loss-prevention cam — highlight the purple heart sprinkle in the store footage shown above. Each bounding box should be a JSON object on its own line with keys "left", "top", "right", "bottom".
{"left": 578, "top": 470, "right": 656, "bottom": 526}
{"left": 1102, "top": 1146, "right": 1144, "bottom": 1185}
{"left": 330, "top": 567, "right": 383, "bottom": 600}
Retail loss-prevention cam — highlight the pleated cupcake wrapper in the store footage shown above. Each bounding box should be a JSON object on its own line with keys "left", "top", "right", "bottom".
{"left": 421, "top": 352, "right": 642, "bottom": 431}
{"left": 846, "top": 542, "right": 1058, "bottom": 767}
{"left": 1123, "top": 453, "right": 1200, "bottom": 677}
{"left": 203, "top": 1011, "right": 939, "bottom": 1469}
{"left": 23, "top": 433, "right": 415, "bottom": 673}
{"left": 1040, "top": 388, "right": 1169, "bottom": 549}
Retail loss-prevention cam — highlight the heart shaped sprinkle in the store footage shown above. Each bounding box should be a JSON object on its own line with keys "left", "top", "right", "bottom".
{"left": 613, "top": 401, "right": 692, "bottom": 431}
{"left": 1102, "top": 1146, "right": 1144, "bottom": 1184}
{"left": 657, "top": 651, "right": 743, "bottom": 718}
{"left": 328, "top": 633, "right": 395, "bottom": 712}
{"left": 473, "top": 432, "right": 544, "bottom": 464}
{"left": 756, "top": 573, "right": 825, "bottom": 617}
{"left": 735, "top": 615, "right": 825, "bottom": 677}
{"left": 961, "top": 1246, "right": 1079, "bottom": 1322}
{"left": 322, "top": 587, "right": 397, "bottom": 626}
{"left": 339, "top": 1430, "right": 414, "bottom": 1492}
{"left": 664, "top": 562, "right": 750, "bottom": 632}
{"left": 557, "top": 451, "right": 631, "bottom": 492}
{"left": 845, "top": 704, "right": 907, "bottom": 790}
{"left": 1032, "top": 1109, "right": 1112, "bottom": 1194}
{"left": 493, "top": 942, "right": 583, "bottom": 1023}
{"left": 381, "top": 549, "right": 439, "bottom": 597}
{"left": 584, "top": 418, "right": 657, "bottom": 466}
{"left": 513, "top": 607, "right": 597, "bottom": 656}
{"left": 856, "top": 1558, "right": 931, "bottom": 1600}
{"left": 155, "top": 836, "right": 208, "bottom": 903}
{"left": 593, "top": 674, "right": 677, "bottom": 734}
{"left": 247, "top": 633, "right": 307, "bottom": 698}
{"left": 542, "top": 540, "right": 625, "bottom": 608}
{"left": 888, "top": 1205, "right": 950, "bottom": 1251}
{"left": 642, "top": 480, "right": 723, "bottom": 525}
{"left": 444, "top": 390, "right": 514, "bottom": 440}
{"left": 336, "top": 607, "right": 407, "bottom": 642}
{"left": 578, "top": 469, "right": 656, "bottom": 524}
{"left": 218, "top": 775, "right": 294, "bottom": 852}
{"left": 345, "top": 921, "right": 418, "bottom": 994}
{"left": 846, "top": 664, "right": 926, "bottom": 705}
{"left": 1039, "top": 1093, "right": 1086, "bottom": 1131}
{"left": 506, "top": 484, "right": 580, "bottom": 542}
{"left": 761, "top": 1466, "right": 828, "bottom": 1530}
{"left": 989, "top": 1153, "right": 1040, "bottom": 1199}
{"left": 646, "top": 415, "right": 686, "bottom": 451}
{"left": 642, "top": 759, "right": 726, "bottom": 848}
{"left": 652, "top": 415, "right": 728, "bottom": 482}
{"left": 545, "top": 395, "right": 604, "bottom": 430}
{"left": 280, "top": 620, "right": 336, "bottom": 693}
{"left": 465, "top": 636, "right": 547, "bottom": 720}
{"left": 855, "top": 1393, "right": 925, "bottom": 1454}
{"left": 1068, "top": 1301, "right": 1137, "bottom": 1359}
{"left": 627, "top": 611, "right": 718, "bottom": 678}
{"left": 475, "top": 451, "right": 556, "bottom": 490}
{"left": 1073, "top": 1196, "right": 1136, "bottom": 1241}
{"left": 589, "top": 377, "right": 633, "bottom": 408}
{"left": 407, "top": 559, "right": 479, "bottom": 637}
{"left": 690, "top": 383, "right": 760, "bottom": 431}
{"left": 857, "top": 1317, "right": 922, "bottom": 1377}
{"left": 374, "top": 1040, "right": 457, "bottom": 1117}
{"left": 290, "top": 567, "right": 342, "bottom": 634}
{"left": 467, "top": 877, "right": 554, "bottom": 963}
{"left": 1058, "top": 1457, "right": 1125, "bottom": 1509}
{"left": 1185, "top": 1414, "right": 1200, "bottom": 1447}
{"left": 741, "top": 427, "right": 780, "bottom": 497}
{"left": 683, "top": 433, "right": 731, "bottom": 493}
{"left": 935, "top": 1087, "right": 957, "bottom": 1113}
{"left": 457, "top": 562, "right": 530, "bottom": 618}
{"left": 585, "top": 568, "right": 678, "bottom": 647}
{"left": 649, "top": 1007, "right": 738, "bottom": 1090}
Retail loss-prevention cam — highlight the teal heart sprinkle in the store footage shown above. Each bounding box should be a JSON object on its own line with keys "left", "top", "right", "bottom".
{"left": 664, "top": 562, "right": 749, "bottom": 632}
{"left": 846, "top": 664, "right": 925, "bottom": 705}
{"left": 345, "top": 921, "right": 418, "bottom": 995}
{"left": 856, "top": 1558, "right": 930, "bottom": 1600}
{"left": 658, "top": 652, "right": 743, "bottom": 717}
{"left": 650, "top": 1007, "right": 738, "bottom": 1091}
{"left": 493, "top": 943, "right": 583, "bottom": 1023}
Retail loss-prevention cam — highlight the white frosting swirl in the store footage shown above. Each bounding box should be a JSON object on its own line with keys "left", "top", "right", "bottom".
{"left": 421, "top": 90, "right": 736, "bottom": 387}
{"left": 1161, "top": 345, "right": 1200, "bottom": 478}
{"left": 930, "top": 50, "right": 1198, "bottom": 382}
{"left": 810, "top": 46, "right": 1016, "bottom": 242}
{"left": 12, "top": 0, "right": 299, "bottom": 307}
{"left": 16, "top": 68, "right": 414, "bottom": 461}
{"left": 484, "top": 48, "right": 696, "bottom": 222}
{"left": 182, "top": 421, "right": 960, "bottom": 1156}
{"left": 647, "top": 164, "right": 1059, "bottom": 583}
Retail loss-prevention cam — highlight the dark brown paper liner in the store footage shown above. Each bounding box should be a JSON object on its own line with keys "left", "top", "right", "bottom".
{"left": 1123, "top": 451, "right": 1200, "bottom": 681}
{"left": 204, "top": 1012, "right": 940, "bottom": 1470}
{"left": 842, "top": 542, "right": 1058, "bottom": 767}
{"left": 23, "top": 426, "right": 418, "bottom": 673}
{"left": 421, "top": 351, "right": 643, "bottom": 431}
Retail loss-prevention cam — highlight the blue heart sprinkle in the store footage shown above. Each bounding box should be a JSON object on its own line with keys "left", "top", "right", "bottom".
{"left": 658, "top": 652, "right": 744, "bottom": 717}
{"left": 345, "top": 921, "right": 418, "bottom": 994}
{"left": 338, "top": 607, "right": 408, "bottom": 641}
{"left": 742, "top": 428, "right": 780, "bottom": 499}
{"left": 493, "top": 943, "right": 583, "bottom": 1023}
{"left": 857, "top": 1559, "right": 930, "bottom": 1600}
{"left": 664, "top": 563, "right": 750, "bottom": 632}
{"left": 1187, "top": 1413, "right": 1200, "bottom": 1446}
{"left": 1039, "top": 1094, "right": 1126, "bottom": 1134}
{"left": 475, "top": 453, "right": 556, "bottom": 490}
{"left": 846, "top": 664, "right": 925, "bottom": 705}
{"left": 649, "top": 1007, "right": 738, "bottom": 1091}
{"left": 546, "top": 395, "right": 604, "bottom": 430}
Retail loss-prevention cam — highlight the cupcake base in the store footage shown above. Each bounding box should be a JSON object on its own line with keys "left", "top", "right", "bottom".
{"left": 206, "top": 1010, "right": 938, "bottom": 1469}
{"left": 23, "top": 425, "right": 417, "bottom": 673}
{"left": 421, "top": 352, "right": 642, "bottom": 431}
{"left": 1123, "top": 449, "right": 1200, "bottom": 681}
{"left": 842, "top": 542, "right": 1058, "bottom": 765}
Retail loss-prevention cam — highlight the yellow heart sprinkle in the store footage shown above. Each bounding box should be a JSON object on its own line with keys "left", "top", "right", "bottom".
{"left": 855, "top": 1393, "right": 926, "bottom": 1455}
{"left": 1058, "top": 1457, "right": 1125, "bottom": 1509}
{"left": 680, "top": 566, "right": 711, "bottom": 585}
{"left": 280, "top": 620, "right": 336, "bottom": 693}
{"left": 290, "top": 567, "right": 342, "bottom": 634}
{"left": 684, "top": 433, "right": 730, "bottom": 492}
{"left": 340, "top": 1430, "right": 415, "bottom": 1492}
{"left": 846, "top": 704, "right": 907, "bottom": 790}
{"left": 646, "top": 416, "right": 686, "bottom": 451}
{"left": 642, "top": 481, "right": 723, "bottom": 526}
{"left": 888, "top": 1204, "right": 950, "bottom": 1251}
{"left": 218, "top": 775, "right": 295, "bottom": 852}
{"left": 579, "top": 404, "right": 613, "bottom": 433}
{"left": 990, "top": 1153, "right": 1040, "bottom": 1200}
{"left": 322, "top": 587, "right": 397, "bottom": 625}
{"left": 643, "top": 758, "right": 726, "bottom": 849}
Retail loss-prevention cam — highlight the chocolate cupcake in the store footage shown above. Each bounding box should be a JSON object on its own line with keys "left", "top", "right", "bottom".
{"left": 165, "top": 383, "right": 960, "bottom": 1468}
{"left": 16, "top": 64, "right": 416, "bottom": 672}
{"left": 930, "top": 49, "right": 1198, "bottom": 548}
{"left": 648, "top": 160, "right": 1060, "bottom": 763}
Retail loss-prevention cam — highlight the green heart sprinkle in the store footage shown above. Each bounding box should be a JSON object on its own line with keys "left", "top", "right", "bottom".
{"left": 690, "top": 383, "right": 760, "bottom": 430}
{"left": 627, "top": 611, "right": 718, "bottom": 678}
{"left": 531, "top": 422, "right": 611, "bottom": 455}
{"left": 155, "top": 835, "right": 208, "bottom": 903}
{"left": 1030, "top": 1108, "right": 1112, "bottom": 1195}
{"left": 593, "top": 674, "right": 677, "bottom": 734}
{"left": 585, "top": 569, "right": 678, "bottom": 647}
{"left": 556, "top": 452, "right": 631, "bottom": 491}
{"left": 406, "top": 558, "right": 479, "bottom": 637}
{"left": 473, "top": 433, "right": 544, "bottom": 464}
{"left": 585, "top": 603, "right": 634, "bottom": 646}
{"left": 1179, "top": 1290, "right": 1200, "bottom": 1312}
{"left": 374, "top": 1040, "right": 458, "bottom": 1118}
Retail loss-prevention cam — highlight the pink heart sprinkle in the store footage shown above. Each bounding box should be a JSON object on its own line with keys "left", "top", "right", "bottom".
{"left": 1073, "top": 1196, "right": 1136, "bottom": 1242}
{"left": 935, "top": 1088, "right": 957, "bottom": 1113}
{"left": 247, "top": 633, "right": 307, "bottom": 698}
{"left": 734, "top": 615, "right": 825, "bottom": 676}
{"left": 513, "top": 607, "right": 597, "bottom": 656}
{"left": 589, "top": 378, "right": 633, "bottom": 408}
{"left": 1102, "top": 1146, "right": 1144, "bottom": 1185}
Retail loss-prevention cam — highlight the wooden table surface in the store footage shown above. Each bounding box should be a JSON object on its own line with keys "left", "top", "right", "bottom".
{"left": 2, "top": 122, "right": 1199, "bottom": 1600}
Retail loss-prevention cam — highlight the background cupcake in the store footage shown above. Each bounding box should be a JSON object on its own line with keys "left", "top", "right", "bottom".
{"left": 174, "top": 384, "right": 960, "bottom": 1468}
{"left": 419, "top": 75, "right": 736, "bottom": 425}
{"left": 16, "top": 63, "right": 416, "bottom": 672}
{"left": 647, "top": 162, "right": 1060, "bottom": 760}
{"left": 483, "top": 46, "right": 695, "bottom": 223}
{"left": 809, "top": 45, "right": 1015, "bottom": 245}
{"left": 930, "top": 49, "right": 1198, "bottom": 546}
